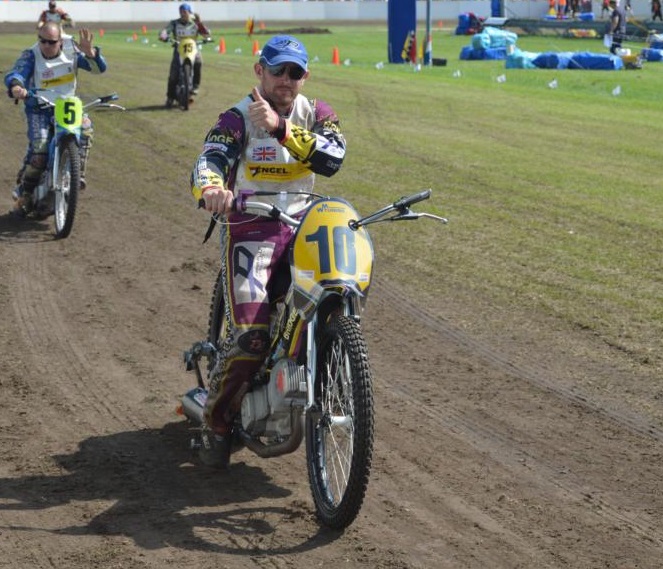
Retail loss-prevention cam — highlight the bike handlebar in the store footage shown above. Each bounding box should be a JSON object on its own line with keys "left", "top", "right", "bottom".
{"left": 200, "top": 188, "right": 446, "bottom": 231}
{"left": 19, "top": 89, "right": 124, "bottom": 111}
{"left": 393, "top": 189, "right": 431, "bottom": 211}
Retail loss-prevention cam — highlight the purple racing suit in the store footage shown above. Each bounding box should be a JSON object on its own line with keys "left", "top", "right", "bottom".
{"left": 191, "top": 91, "right": 346, "bottom": 434}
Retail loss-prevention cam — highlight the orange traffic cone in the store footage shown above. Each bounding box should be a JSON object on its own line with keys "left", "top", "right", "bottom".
{"left": 132, "top": 32, "right": 138, "bottom": 41}
{"left": 332, "top": 46, "right": 340, "bottom": 65}
{"left": 219, "top": 37, "right": 226, "bottom": 54}
{"left": 252, "top": 40, "right": 260, "bottom": 56}
{"left": 141, "top": 25, "right": 147, "bottom": 34}
{"left": 99, "top": 28, "right": 105, "bottom": 38}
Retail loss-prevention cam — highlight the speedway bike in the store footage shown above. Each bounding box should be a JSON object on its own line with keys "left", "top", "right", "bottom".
{"left": 169, "top": 37, "right": 211, "bottom": 110}
{"left": 15, "top": 90, "right": 125, "bottom": 239}
{"left": 182, "top": 188, "right": 447, "bottom": 529}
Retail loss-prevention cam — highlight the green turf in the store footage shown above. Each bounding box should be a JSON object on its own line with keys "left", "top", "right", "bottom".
{"left": 2, "top": 25, "right": 661, "bottom": 369}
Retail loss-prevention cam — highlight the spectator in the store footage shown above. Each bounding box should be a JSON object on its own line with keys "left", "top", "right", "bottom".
{"left": 608, "top": 0, "right": 627, "bottom": 54}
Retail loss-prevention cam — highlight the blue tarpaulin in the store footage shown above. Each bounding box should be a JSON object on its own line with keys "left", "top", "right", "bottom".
{"left": 642, "top": 48, "right": 663, "bottom": 61}
{"left": 532, "top": 51, "right": 624, "bottom": 70}
{"left": 471, "top": 27, "right": 518, "bottom": 49}
{"left": 505, "top": 49, "right": 540, "bottom": 69}
{"left": 460, "top": 46, "right": 508, "bottom": 60}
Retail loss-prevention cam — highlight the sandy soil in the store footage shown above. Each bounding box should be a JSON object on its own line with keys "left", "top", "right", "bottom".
{"left": 1, "top": 36, "right": 662, "bottom": 568}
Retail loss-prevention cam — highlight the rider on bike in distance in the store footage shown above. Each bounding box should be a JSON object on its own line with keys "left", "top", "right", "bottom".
{"left": 37, "top": 1, "right": 74, "bottom": 31}
{"left": 159, "top": 3, "right": 211, "bottom": 108}
{"left": 4, "top": 23, "right": 107, "bottom": 214}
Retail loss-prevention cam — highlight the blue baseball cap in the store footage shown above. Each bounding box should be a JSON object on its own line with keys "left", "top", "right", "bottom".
{"left": 259, "top": 35, "right": 308, "bottom": 71}
{"left": 179, "top": 3, "right": 192, "bottom": 12}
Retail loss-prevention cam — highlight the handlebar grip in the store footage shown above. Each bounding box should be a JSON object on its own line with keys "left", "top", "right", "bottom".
{"left": 197, "top": 196, "right": 239, "bottom": 212}
{"left": 393, "top": 189, "right": 431, "bottom": 210}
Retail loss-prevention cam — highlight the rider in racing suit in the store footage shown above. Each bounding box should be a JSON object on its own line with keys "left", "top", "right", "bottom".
{"left": 190, "top": 35, "right": 346, "bottom": 468}
{"left": 159, "top": 2, "right": 211, "bottom": 108}
{"left": 37, "top": 1, "right": 74, "bottom": 31}
{"left": 4, "top": 23, "right": 107, "bottom": 213}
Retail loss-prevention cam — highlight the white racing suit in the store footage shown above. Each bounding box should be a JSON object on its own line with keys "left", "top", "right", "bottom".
{"left": 3, "top": 38, "right": 107, "bottom": 197}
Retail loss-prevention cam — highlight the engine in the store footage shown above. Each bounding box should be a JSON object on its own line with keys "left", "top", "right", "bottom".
{"left": 240, "top": 359, "right": 307, "bottom": 438}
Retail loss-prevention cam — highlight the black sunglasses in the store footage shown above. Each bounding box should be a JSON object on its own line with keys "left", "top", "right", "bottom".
{"left": 39, "top": 37, "right": 60, "bottom": 45}
{"left": 264, "top": 64, "right": 306, "bottom": 81}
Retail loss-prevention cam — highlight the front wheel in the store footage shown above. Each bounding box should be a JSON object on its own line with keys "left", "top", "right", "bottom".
{"left": 53, "top": 137, "right": 81, "bottom": 239}
{"left": 306, "top": 314, "right": 374, "bottom": 529}
{"left": 180, "top": 60, "right": 192, "bottom": 111}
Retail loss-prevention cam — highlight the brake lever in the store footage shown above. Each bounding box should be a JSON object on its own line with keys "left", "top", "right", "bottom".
{"left": 390, "top": 211, "right": 448, "bottom": 223}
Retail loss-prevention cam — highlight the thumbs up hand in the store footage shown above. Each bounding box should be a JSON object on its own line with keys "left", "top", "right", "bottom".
{"left": 248, "top": 86, "right": 279, "bottom": 133}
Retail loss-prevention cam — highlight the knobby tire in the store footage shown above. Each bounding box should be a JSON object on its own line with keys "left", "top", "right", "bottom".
{"left": 306, "top": 314, "right": 374, "bottom": 529}
{"left": 207, "top": 267, "right": 225, "bottom": 373}
{"left": 54, "top": 137, "right": 81, "bottom": 239}
{"left": 181, "top": 61, "right": 192, "bottom": 111}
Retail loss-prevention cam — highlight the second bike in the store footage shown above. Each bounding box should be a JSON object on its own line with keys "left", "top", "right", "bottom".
{"left": 14, "top": 90, "right": 125, "bottom": 239}
{"left": 170, "top": 37, "right": 211, "bottom": 110}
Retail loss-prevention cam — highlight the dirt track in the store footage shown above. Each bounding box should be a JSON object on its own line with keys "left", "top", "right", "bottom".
{"left": 1, "top": 37, "right": 662, "bottom": 569}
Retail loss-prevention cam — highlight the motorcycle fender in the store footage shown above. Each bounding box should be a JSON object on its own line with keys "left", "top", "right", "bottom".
{"left": 291, "top": 198, "right": 374, "bottom": 315}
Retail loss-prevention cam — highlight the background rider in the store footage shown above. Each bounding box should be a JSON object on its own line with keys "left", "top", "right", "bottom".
{"left": 159, "top": 2, "right": 211, "bottom": 108}
{"left": 37, "top": 1, "right": 74, "bottom": 30}
{"left": 4, "top": 23, "right": 107, "bottom": 213}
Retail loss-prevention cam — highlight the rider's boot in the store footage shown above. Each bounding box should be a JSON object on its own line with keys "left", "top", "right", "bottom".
{"left": 11, "top": 185, "right": 26, "bottom": 216}
{"left": 10, "top": 183, "right": 33, "bottom": 217}
{"left": 198, "top": 426, "right": 231, "bottom": 469}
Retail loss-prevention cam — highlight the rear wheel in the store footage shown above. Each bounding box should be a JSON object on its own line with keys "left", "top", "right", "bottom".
{"left": 205, "top": 267, "right": 245, "bottom": 457}
{"left": 53, "top": 137, "right": 81, "bottom": 239}
{"left": 207, "top": 267, "right": 226, "bottom": 370}
{"left": 306, "top": 314, "right": 374, "bottom": 529}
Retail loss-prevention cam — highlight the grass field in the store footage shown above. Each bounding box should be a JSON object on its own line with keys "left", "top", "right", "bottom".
{"left": 1, "top": 24, "right": 661, "bottom": 370}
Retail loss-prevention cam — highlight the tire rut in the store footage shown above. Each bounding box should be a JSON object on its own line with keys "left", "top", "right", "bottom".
{"left": 10, "top": 242, "right": 143, "bottom": 434}
{"left": 368, "top": 279, "right": 663, "bottom": 550}
{"left": 373, "top": 281, "right": 663, "bottom": 442}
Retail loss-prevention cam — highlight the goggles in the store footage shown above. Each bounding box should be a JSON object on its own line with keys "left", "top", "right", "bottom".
{"left": 39, "top": 37, "right": 60, "bottom": 45}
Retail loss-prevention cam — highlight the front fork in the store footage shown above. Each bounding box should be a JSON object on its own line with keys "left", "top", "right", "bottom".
{"left": 49, "top": 132, "right": 79, "bottom": 193}
{"left": 304, "top": 294, "right": 362, "bottom": 411}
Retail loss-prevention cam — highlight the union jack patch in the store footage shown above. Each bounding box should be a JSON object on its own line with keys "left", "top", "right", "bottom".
{"left": 252, "top": 145, "right": 277, "bottom": 161}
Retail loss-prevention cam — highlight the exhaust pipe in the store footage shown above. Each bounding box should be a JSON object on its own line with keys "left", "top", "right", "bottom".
{"left": 239, "top": 408, "right": 304, "bottom": 458}
{"left": 181, "top": 387, "right": 304, "bottom": 458}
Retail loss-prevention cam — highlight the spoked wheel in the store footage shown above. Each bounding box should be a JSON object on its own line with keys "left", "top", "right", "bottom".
{"left": 180, "top": 61, "right": 192, "bottom": 111}
{"left": 306, "top": 314, "right": 374, "bottom": 529}
{"left": 54, "top": 138, "right": 81, "bottom": 239}
{"left": 205, "top": 266, "right": 245, "bottom": 457}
